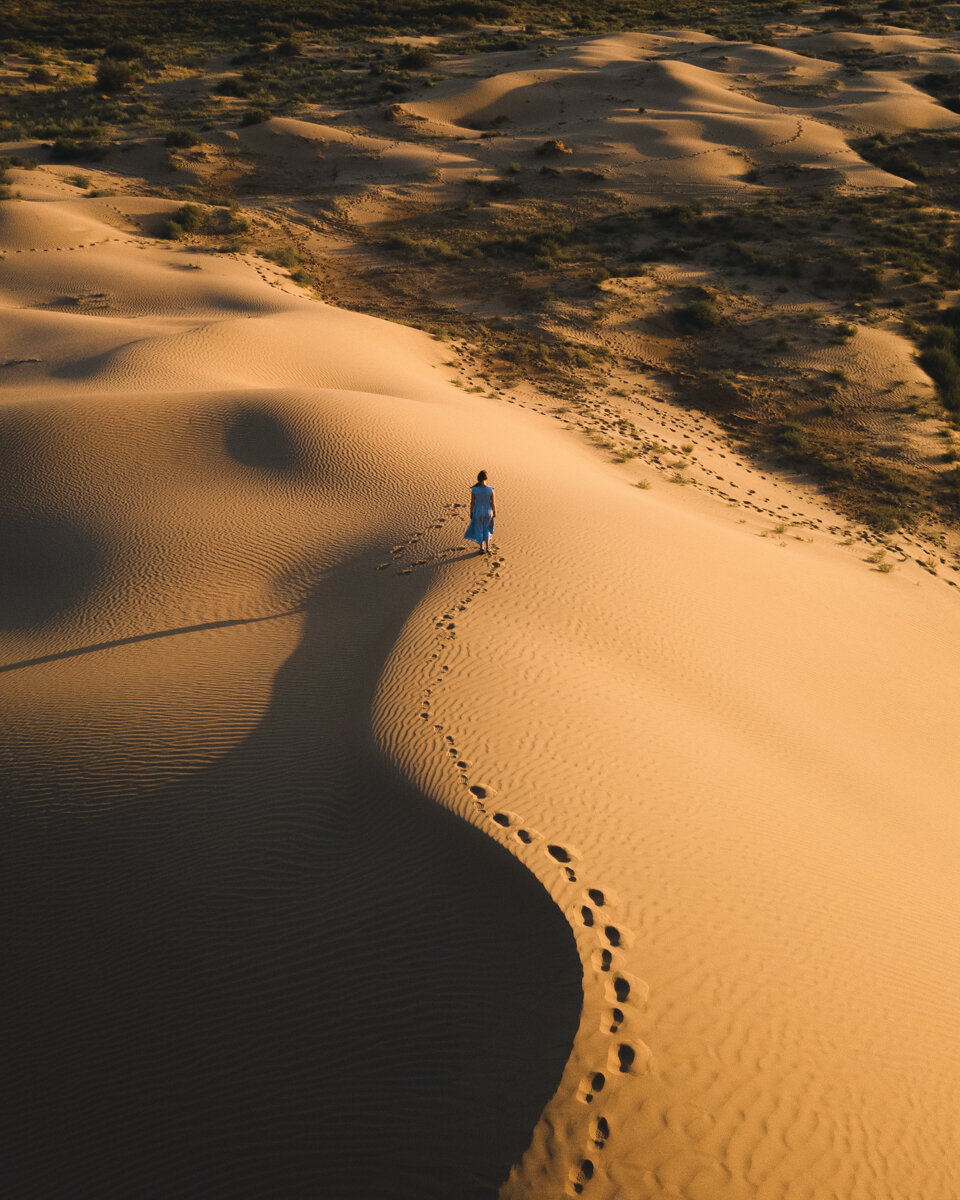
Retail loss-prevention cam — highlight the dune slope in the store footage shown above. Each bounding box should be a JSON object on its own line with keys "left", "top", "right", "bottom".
{"left": 1, "top": 152, "right": 960, "bottom": 1200}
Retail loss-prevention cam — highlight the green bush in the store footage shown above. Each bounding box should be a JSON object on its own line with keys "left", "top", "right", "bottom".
{"left": 0, "top": 154, "right": 37, "bottom": 170}
{"left": 676, "top": 300, "right": 720, "bottom": 330}
{"left": 173, "top": 203, "right": 206, "bottom": 233}
{"left": 398, "top": 46, "right": 434, "bottom": 69}
{"left": 919, "top": 345, "right": 960, "bottom": 410}
{"left": 215, "top": 76, "right": 248, "bottom": 97}
{"left": 240, "top": 108, "right": 270, "bottom": 126}
{"left": 49, "top": 139, "right": 107, "bottom": 162}
{"left": 924, "top": 324, "right": 956, "bottom": 352}
{"left": 95, "top": 58, "right": 135, "bottom": 91}
{"left": 159, "top": 204, "right": 207, "bottom": 239}
{"left": 269, "top": 245, "right": 299, "bottom": 268}
{"left": 775, "top": 423, "right": 811, "bottom": 456}
{"left": 165, "top": 129, "right": 199, "bottom": 148}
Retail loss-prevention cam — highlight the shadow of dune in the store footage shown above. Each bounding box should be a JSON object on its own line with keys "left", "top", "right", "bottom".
{"left": 0, "top": 512, "right": 106, "bottom": 630}
{"left": 0, "top": 551, "right": 582, "bottom": 1199}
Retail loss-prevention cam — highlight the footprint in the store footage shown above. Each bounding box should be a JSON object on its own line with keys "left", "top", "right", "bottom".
{"left": 576, "top": 1071, "right": 606, "bottom": 1104}
{"left": 547, "top": 844, "right": 575, "bottom": 864}
{"left": 605, "top": 1008, "right": 624, "bottom": 1034}
{"left": 610, "top": 976, "right": 630, "bottom": 1004}
{"left": 567, "top": 1158, "right": 594, "bottom": 1196}
{"left": 516, "top": 829, "right": 534, "bottom": 844}
{"left": 608, "top": 1041, "right": 650, "bottom": 1075}
{"left": 492, "top": 813, "right": 511, "bottom": 827}
{"left": 603, "top": 926, "right": 621, "bottom": 948}
{"left": 587, "top": 888, "right": 605, "bottom": 907}
{"left": 592, "top": 1116, "right": 610, "bottom": 1149}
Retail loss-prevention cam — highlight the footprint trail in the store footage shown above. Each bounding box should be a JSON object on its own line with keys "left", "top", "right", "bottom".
{"left": 381, "top": 507, "right": 652, "bottom": 1196}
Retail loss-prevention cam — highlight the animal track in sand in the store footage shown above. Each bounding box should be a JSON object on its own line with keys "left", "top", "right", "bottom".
{"left": 386, "top": 511, "right": 648, "bottom": 1194}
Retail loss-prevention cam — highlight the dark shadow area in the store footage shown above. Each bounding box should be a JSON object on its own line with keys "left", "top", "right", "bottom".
{"left": 225, "top": 406, "right": 303, "bottom": 472}
{"left": 0, "top": 551, "right": 582, "bottom": 1199}
{"left": 0, "top": 512, "right": 105, "bottom": 630}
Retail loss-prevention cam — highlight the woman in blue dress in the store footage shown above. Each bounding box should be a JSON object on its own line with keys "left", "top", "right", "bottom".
{"left": 464, "top": 469, "right": 495, "bottom": 554}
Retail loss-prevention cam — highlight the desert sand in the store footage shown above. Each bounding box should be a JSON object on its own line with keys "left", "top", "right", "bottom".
{"left": 2, "top": 23, "right": 960, "bottom": 1200}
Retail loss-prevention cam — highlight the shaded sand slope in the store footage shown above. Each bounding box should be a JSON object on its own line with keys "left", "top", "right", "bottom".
{"left": 2, "top": 186, "right": 960, "bottom": 1200}
{"left": 1, "top": 530, "right": 580, "bottom": 1198}
{"left": 0, "top": 202, "right": 582, "bottom": 1197}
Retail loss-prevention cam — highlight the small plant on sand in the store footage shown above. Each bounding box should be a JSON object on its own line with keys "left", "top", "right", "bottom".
{"left": 240, "top": 107, "right": 271, "bottom": 126}
{"left": 165, "top": 129, "right": 200, "bottom": 149}
{"left": 95, "top": 58, "right": 136, "bottom": 92}
{"left": 160, "top": 203, "right": 207, "bottom": 240}
{"left": 269, "top": 245, "right": 300, "bottom": 269}
{"left": 675, "top": 299, "right": 720, "bottom": 330}
{"left": 397, "top": 46, "right": 435, "bottom": 69}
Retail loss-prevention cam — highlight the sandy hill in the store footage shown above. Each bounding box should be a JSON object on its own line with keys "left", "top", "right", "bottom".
{"left": 2, "top": 21, "right": 960, "bottom": 1200}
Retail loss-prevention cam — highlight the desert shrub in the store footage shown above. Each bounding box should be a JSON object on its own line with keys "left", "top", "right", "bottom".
{"left": 240, "top": 107, "right": 270, "bottom": 126}
{"left": 27, "top": 65, "right": 53, "bottom": 83}
{"left": 160, "top": 203, "right": 207, "bottom": 239}
{"left": 165, "top": 129, "right": 199, "bottom": 148}
{"left": 66, "top": 173, "right": 91, "bottom": 188}
{"left": 775, "top": 423, "right": 811, "bottom": 456}
{"left": 174, "top": 203, "right": 206, "bottom": 233}
{"left": 269, "top": 245, "right": 300, "bottom": 268}
{"left": 398, "top": 46, "right": 435, "bottom": 69}
{"left": 676, "top": 300, "right": 720, "bottom": 330}
{"left": 919, "top": 345, "right": 960, "bottom": 410}
{"left": 95, "top": 58, "right": 135, "bottom": 91}
{"left": 215, "top": 76, "right": 248, "bottom": 96}
{"left": 0, "top": 184, "right": 12, "bottom": 200}
{"left": 863, "top": 504, "right": 902, "bottom": 533}
{"left": 0, "top": 154, "right": 37, "bottom": 170}
{"left": 924, "top": 323, "right": 956, "bottom": 351}
{"left": 275, "top": 38, "right": 302, "bottom": 57}
{"left": 387, "top": 232, "right": 456, "bottom": 259}
{"left": 48, "top": 138, "right": 107, "bottom": 162}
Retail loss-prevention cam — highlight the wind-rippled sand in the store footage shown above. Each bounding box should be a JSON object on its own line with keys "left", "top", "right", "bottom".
{"left": 2, "top": 70, "right": 960, "bottom": 1198}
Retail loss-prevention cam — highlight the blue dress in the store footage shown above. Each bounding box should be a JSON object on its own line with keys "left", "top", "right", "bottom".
{"left": 464, "top": 484, "right": 495, "bottom": 545}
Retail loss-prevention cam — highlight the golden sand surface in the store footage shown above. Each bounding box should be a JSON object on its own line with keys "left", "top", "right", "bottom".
{"left": 2, "top": 26, "right": 960, "bottom": 1199}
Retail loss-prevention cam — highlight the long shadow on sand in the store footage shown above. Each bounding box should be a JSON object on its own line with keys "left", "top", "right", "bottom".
{"left": 1, "top": 551, "right": 582, "bottom": 1199}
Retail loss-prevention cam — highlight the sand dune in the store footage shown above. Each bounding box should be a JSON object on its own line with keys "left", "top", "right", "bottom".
{"left": 3, "top": 23, "right": 960, "bottom": 1198}
{"left": 395, "top": 31, "right": 960, "bottom": 194}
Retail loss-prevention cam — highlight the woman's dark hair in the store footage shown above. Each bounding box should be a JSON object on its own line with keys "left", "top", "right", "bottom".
{"left": 476, "top": 469, "right": 487, "bottom": 484}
